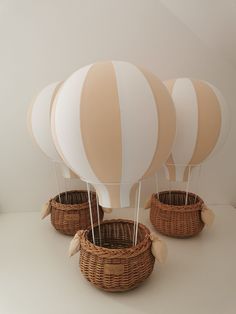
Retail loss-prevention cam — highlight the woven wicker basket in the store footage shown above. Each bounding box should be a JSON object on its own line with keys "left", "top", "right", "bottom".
{"left": 77, "top": 219, "right": 155, "bottom": 292}
{"left": 150, "top": 190, "right": 205, "bottom": 238}
{"left": 49, "top": 190, "right": 104, "bottom": 236}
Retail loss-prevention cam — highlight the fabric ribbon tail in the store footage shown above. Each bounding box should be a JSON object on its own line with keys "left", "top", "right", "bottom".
{"left": 201, "top": 205, "right": 215, "bottom": 226}
{"left": 41, "top": 202, "right": 51, "bottom": 219}
{"left": 69, "top": 232, "right": 82, "bottom": 257}
{"left": 150, "top": 233, "right": 168, "bottom": 264}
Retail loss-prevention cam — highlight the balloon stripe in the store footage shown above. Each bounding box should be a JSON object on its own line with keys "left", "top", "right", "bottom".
{"left": 31, "top": 82, "right": 62, "bottom": 161}
{"left": 140, "top": 68, "right": 176, "bottom": 179}
{"left": 80, "top": 62, "right": 122, "bottom": 207}
{"left": 187, "top": 79, "right": 221, "bottom": 165}
{"left": 113, "top": 62, "right": 158, "bottom": 206}
{"left": 113, "top": 61, "right": 157, "bottom": 182}
{"left": 171, "top": 78, "right": 198, "bottom": 181}
{"left": 204, "top": 82, "right": 230, "bottom": 160}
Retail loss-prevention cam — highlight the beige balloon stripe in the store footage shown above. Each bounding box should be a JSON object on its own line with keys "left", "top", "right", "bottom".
{"left": 188, "top": 79, "right": 221, "bottom": 165}
{"left": 182, "top": 80, "right": 221, "bottom": 180}
{"left": 138, "top": 68, "right": 176, "bottom": 179}
{"left": 80, "top": 61, "right": 122, "bottom": 206}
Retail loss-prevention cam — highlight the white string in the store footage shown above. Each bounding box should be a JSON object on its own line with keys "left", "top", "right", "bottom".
{"left": 64, "top": 178, "right": 68, "bottom": 203}
{"left": 169, "top": 180, "right": 172, "bottom": 205}
{"left": 155, "top": 173, "right": 159, "bottom": 200}
{"left": 185, "top": 165, "right": 191, "bottom": 205}
{"left": 134, "top": 181, "right": 142, "bottom": 246}
{"left": 132, "top": 186, "right": 138, "bottom": 245}
{"left": 96, "top": 193, "right": 102, "bottom": 246}
{"left": 194, "top": 164, "right": 202, "bottom": 203}
{"left": 52, "top": 162, "right": 61, "bottom": 203}
{"left": 86, "top": 182, "right": 95, "bottom": 244}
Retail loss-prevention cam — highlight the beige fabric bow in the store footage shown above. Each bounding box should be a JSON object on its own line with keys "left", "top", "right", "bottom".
{"left": 150, "top": 233, "right": 168, "bottom": 264}
{"left": 201, "top": 204, "right": 215, "bottom": 226}
{"left": 41, "top": 201, "right": 52, "bottom": 219}
{"left": 69, "top": 231, "right": 82, "bottom": 257}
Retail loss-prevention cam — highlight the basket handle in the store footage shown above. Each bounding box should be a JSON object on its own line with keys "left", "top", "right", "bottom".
{"left": 41, "top": 200, "right": 52, "bottom": 219}
{"left": 150, "top": 233, "right": 168, "bottom": 264}
{"left": 201, "top": 204, "right": 215, "bottom": 226}
{"left": 69, "top": 230, "right": 84, "bottom": 257}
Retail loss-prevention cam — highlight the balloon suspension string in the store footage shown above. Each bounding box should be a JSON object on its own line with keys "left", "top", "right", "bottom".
{"left": 52, "top": 162, "right": 61, "bottom": 203}
{"left": 132, "top": 188, "right": 138, "bottom": 245}
{"left": 134, "top": 181, "right": 142, "bottom": 246}
{"left": 194, "top": 164, "right": 202, "bottom": 203}
{"left": 96, "top": 193, "right": 102, "bottom": 246}
{"left": 64, "top": 178, "right": 68, "bottom": 204}
{"left": 169, "top": 180, "right": 172, "bottom": 205}
{"left": 185, "top": 165, "right": 191, "bottom": 205}
{"left": 155, "top": 173, "right": 159, "bottom": 200}
{"left": 86, "top": 182, "right": 95, "bottom": 245}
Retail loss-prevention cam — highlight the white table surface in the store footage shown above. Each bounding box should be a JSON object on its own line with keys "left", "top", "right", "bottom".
{"left": 0, "top": 205, "right": 235, "bottom": 314}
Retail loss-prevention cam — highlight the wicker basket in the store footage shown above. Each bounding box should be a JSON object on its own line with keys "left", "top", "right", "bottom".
{"left": 76, "top": 219, "right": 155, "bottom": 292}
{"left": 49, "top": 190, "right": 104, "bottom": 236}
{"left": 150, "top": 190, "right": 205, "bottom": 238}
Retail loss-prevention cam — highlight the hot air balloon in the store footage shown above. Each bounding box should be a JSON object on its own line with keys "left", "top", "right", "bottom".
{"left": 163, "top": 78, "right": 229, "bottom": 182}
{"left": 51, "top": 61, "right": 176, "bottom": 209}
{"left": 28, "top": 81, "right": 77, "bottom": 179}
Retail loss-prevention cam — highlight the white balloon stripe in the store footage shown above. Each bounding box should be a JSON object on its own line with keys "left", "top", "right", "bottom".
{"left": 119, "top": 182, "right": 133, "bottom": 208}
{"left": 171, "top": 78, "right": 198, "bottom": 181}
{"left": 31, "top": 82, "right": 62, "bottom": 161}
{"left": 112, "top": 61, "right": 158, "bottom": 184}
{"left": 92, "top": 183, "right": 111, "bottom": 208}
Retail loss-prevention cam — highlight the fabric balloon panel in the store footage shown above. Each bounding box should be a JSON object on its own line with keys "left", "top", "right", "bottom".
{"left": 29, "top": 82, "right": 62, "bottom": 161}
{"left": 52, "top": 61, "right": 176, "bottom": 208}
{"left": 28, "top": 81, "right": 78, "bottom": 179}
{"left": 164, "top": 78, "right": 229, "bottom": 182}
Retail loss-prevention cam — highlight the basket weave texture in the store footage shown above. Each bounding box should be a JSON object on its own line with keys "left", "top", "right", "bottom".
{"left": 150, "top": 190, "right": 204, "bottom": 238}
{"left": 78, "top": 219, "right": 155, "bottom": 292}
{"left": 50, "top": 190, "right": 104, "bottom": 236}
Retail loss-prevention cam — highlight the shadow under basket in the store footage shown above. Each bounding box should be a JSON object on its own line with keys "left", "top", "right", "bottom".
{"left": 150, "top": 190, "right": 205, "bottom": 238}
{"left": 78, "top": 219, "right": 155, "bottom": 292}
{"left": 50, "top": 190, "right": 104, "bottom": 236}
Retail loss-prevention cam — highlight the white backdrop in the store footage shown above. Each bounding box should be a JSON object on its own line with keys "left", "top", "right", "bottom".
{"left": 0, "top": 0, "right": 235, "bottom": 212}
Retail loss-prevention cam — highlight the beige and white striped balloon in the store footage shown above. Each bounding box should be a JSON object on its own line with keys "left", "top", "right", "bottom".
{"left": 164, "top": 78, "right": 229, "bottom": 182}
{"left": 28, "top": 82, "right": 77, "bottom": 179}
{"left": 52, "top": 61, "right": 176, "bottom": 208}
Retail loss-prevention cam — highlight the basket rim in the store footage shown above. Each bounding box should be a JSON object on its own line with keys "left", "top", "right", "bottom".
{"left": 79, "top": 219, "right": 151, "bottom": 258}
{"left": 152, "top": 190, "right": 204, "bottom": 212}
{"left": 51, "top": 190, "right": 97, "bottom": 211}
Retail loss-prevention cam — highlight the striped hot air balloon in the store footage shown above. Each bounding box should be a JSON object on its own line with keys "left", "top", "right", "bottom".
{"left": 164, "top": 78, "right": 229, "bottom": 182}
{"left": 52, "top": 61, "right": 176, "bottom": 208}
{"left": 28, "top": 82, "right": 77, "bottom": 179}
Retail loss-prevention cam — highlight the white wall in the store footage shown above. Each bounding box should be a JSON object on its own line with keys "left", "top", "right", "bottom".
{"left": 0, "top": 0, "right": 235, "bottom": 212}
